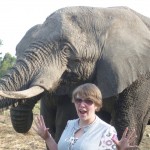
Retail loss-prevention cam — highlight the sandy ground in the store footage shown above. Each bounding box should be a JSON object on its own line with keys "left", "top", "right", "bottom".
{"left": 0, "top": 112, "right": 45, "bottom": 150}
{"left": 0, "top": 111, "right": 150, "bottom": 150}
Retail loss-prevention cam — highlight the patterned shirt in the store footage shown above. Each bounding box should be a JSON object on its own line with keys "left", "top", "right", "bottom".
{"left": 58, "top": 116, "right": 117, "bottom": 150}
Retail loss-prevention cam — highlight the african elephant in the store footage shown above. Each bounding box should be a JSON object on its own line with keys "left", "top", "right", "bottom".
{"left": 0, "top": 6, "right": 150, "bottom": 145}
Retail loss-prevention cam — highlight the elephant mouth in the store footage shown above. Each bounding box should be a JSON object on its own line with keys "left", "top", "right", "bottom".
{"left": 0, "top": 86, "right": 44, "bottom": 99}
{"left": 61, "top": 70, "right": 81, "bottom": 83}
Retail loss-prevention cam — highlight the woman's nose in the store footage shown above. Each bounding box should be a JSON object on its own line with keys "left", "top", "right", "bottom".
{"left": 79, "top": 101, "right": 86, "bottom": 106}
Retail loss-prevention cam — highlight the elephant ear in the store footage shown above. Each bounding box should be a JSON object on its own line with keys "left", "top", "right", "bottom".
{"left": 96, "top": 16, "right": 150, "bottom": 98}
{"left": 16, "top": 25, "right": 41, "bottom": 58}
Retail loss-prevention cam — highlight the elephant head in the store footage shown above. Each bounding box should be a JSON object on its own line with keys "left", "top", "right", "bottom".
{"left": 1, "top": 7, "right": 107, "bottom": 101}
{"left": 0, "top": 6, "right": 150, "bottom": 144}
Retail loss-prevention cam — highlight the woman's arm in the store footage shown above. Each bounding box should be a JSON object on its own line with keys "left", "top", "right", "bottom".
{"left": 33, "top": 115, "right": 58, "bottom": 150}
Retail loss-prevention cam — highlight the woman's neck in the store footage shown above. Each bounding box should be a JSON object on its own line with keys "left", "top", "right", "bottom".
{"left": 79, "top": 115, "right": 96, "bottom": 128}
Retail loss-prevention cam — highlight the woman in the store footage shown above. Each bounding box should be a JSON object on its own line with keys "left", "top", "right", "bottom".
{"left": 34, "top": 83, "right": 138, "bottom": 150}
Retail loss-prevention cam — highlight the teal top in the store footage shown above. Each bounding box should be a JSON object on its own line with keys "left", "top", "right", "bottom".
{"left": 58, "top": 116, "right": 117, "bottom": 150}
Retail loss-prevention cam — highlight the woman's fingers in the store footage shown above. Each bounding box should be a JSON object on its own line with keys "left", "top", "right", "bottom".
{"left": 125, "top": 128, "right": 138, "bottom": 148}
{"left": 123, "top": 127, "right": 137, "bottom": 141}
{"left": 127, "top": 128, "right": 135, "bottom": 139}
{"left": 37, "top": 115, "right": 43, "bottom": 126}
{"left": 128, "top": 129, "right": 137, "bottom": 145}
{"left": 122, "top": 127, "right": 128, "bottom": 138}
{"left": 40, "top": 115, "right": 46, "bottom": 128}
{"left": 33, "top": 115, "right": 45, "bottom": 133}
{"left": 32, "top": 125, "right": 38, "bottom": 132}
{"left": 34, "top": 115, "right": 46, "bottom": 128}
{"left": 34, "top": 116, "right": 41, "bottom": 129}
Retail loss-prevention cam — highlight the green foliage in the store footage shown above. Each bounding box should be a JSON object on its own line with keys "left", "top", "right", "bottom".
{"left": 0, "top": 53, "right": 16, "bottom": 78}
{"left": 0, "top": 53, "right": 2, "bottom": 64}
{"left": 0, "top": 39, "right": 2, "bottom": 62}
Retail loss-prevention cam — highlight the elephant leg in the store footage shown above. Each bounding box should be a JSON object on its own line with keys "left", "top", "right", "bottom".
{"left": 96, "top": 110, "right": 111, "bottom": 123}
{"left": 114, "top": 75, "right": 150, "bottom": 145}
{"left": 40, "top": 92, "right": 57, "bottom": 140}
{"left": 97, "top": 96, "right": 117, "bottom": 124}
{"left": 55, "top": 95, "right": 77, "bottom": 142}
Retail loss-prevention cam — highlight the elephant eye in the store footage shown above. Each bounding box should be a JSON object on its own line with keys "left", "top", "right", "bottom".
{"left": 74, "top": 58, "right": 81, "bottom": 63}
{"left": 68, "top": 57, "right": 81, "bottom": 63}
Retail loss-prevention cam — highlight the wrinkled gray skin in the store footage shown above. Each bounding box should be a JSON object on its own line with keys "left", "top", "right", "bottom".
{"left": 0, "top": 6, "right": 150, "bottom": 145}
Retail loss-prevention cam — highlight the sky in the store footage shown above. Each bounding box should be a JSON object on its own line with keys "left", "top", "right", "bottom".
{"left": 0, "top": 0, "right": 150, "bottom": 57}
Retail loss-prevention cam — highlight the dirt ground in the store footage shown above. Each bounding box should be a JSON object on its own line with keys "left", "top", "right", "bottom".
{"left": 0, "top": 111, "right": 150, "bottom": 150}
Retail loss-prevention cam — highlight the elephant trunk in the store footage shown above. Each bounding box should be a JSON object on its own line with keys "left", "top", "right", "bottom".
{"left": 10, "top": 96, "right": 40, "bottom": 133}
{"left": 0, "top": 58, "right": 43, "bottom": 133}
{"left": 0, "top": 58, "right": 41, "bottom": 109}
{"left": 0, "top": 42, "right": 67, "bottom": 133}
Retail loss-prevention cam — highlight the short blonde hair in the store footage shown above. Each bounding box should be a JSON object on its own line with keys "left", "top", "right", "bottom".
{"left": 72, "top": 83, "right": 102, "bottom": 111}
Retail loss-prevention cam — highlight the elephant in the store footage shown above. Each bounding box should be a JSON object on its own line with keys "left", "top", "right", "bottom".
{"left": 0, "top": 6, "right": 150, "bottom": 146}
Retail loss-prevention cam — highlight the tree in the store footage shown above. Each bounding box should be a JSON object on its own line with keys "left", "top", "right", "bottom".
{"left": 0, "top": 53, "right": 16, "bottom": 78}
{"left": 0, "top": 39, "right": 2, "bottom": 63}
{"left": 0, "top": 53, "right": 2, "bottom": 65}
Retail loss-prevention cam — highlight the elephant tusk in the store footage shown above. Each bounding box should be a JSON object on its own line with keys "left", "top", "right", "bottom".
{"left": 0, "top": 86, "right": 44, "bottom": 99}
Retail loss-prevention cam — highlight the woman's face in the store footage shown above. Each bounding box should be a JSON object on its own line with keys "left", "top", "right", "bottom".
{"left": 74, "top": 94, "right": 98, "bottom": 125}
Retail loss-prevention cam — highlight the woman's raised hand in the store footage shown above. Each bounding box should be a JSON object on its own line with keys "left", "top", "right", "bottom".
{"left": 112, "top": 127, "right": 139, "bottom": 150}
{"left": 33, "top": 115, "right": 51, "bottom": 140}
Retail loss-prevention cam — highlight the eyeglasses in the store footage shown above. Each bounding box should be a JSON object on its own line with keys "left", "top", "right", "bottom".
{"left": 74, "top": 98, "right": 94, "bottom": 106}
